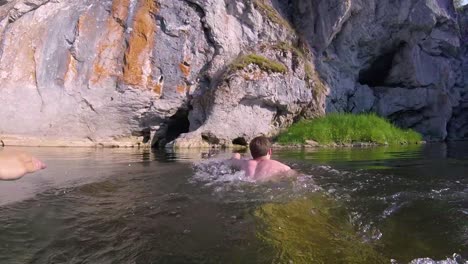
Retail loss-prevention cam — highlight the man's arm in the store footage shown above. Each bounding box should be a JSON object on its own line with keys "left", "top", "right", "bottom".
{"left": 0, "top": 151, "right": 46, "bottom": 181}
{"left": 226, "top": 153, "right": 244, "bottom": 170}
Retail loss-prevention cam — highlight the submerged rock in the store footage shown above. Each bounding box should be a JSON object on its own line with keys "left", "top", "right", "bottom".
{"left": 254, "top": 195, "right": 388, "bottom": 263}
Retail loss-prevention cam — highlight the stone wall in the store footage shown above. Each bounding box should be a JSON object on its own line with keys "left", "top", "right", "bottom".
{"left": 292, "top": 0, "right": 467, "bottom": 141}
{"left": 0, "top": 0, "right": 466, "bottom": 147}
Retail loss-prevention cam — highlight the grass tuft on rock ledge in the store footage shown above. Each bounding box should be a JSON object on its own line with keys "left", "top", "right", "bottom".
{"left": 277, "top": 113, "right": 423, "bottom": 146}
{"left": 231, "top": 54, "right": 287, "bottom": 74}
{"left": 253, "top": 0, "right": 293, "bottom": 30}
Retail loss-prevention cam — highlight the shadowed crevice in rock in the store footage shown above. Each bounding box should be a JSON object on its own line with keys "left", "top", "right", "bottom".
{"left": 358, "top": 43, "right": 406, "bottom": 87}
{"left": 153, "top": 108, "right": 191, "bottom": 148}
{"left": 201, "top": 131, "right": 220, "bottom": 145}
{"left": 9, "top": 0, "right": 50, "bottom": 22}
{"left": 232, "top": 137, "right": 248, "bottom": 146}
{"left": 183, "top": 0, "right": 220, "bottom": 52}
{"left": 388, "top": 109, "right": 429, "bottom": 129}
{"left": 166, "top": 111, "right": 190, "bottom": 143}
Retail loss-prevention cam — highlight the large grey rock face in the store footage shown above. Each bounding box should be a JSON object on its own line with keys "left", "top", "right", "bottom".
{"left": 0, "top": 0, "right": 249, "bottom": 145}
{"left": 0, "top": 0, "right": 466, "bottom": 147}
{"left": 448, "top": 5, "right": 468, "bottom": 139}
{"left": 172, "top": 47, "right": 325, "bottom": 148}
{"left": 292, "top": 0, "right": 466, "bottom": 141}
{"left": 1, "top": 0, "right": 205, "bottom": 146}
{"left": 0, "top": 0, "right": 326, "bottom": 147}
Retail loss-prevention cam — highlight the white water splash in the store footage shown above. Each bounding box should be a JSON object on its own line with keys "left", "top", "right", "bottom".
{"left": 190, "top": 158, "right": 324, "bottom": 204}
{"left": 407, "top": 253, "right": 467, "bottom": 264}
{"left": 191, "top": 158, "right": 254, "bottom": 186}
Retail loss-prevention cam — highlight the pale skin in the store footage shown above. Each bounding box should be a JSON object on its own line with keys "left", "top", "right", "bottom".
{"left": 0, "top": 150, "right": 47, "bottom": 181}
{"left": 229, "top": 149, "right": 292, "bottom": 181}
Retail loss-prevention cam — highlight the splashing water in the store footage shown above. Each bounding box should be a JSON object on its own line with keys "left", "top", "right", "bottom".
{"left": 191, "top": 158, "right": 253, "bottom": 186}
{"left": 0, "top": 144, "right": 466, "bottom": 263}
{"left": 191, "top": 157, "right": 323, "bottom": 204}
{"left": 406, "top": 253, "right": 467, "bottom": 264}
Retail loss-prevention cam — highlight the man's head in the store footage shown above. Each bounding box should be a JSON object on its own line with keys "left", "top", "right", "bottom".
{"left": 249, "top": 136, "right": 272, "bottom": 159}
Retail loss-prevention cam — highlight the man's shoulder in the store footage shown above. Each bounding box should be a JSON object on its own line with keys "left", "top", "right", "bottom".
{"left": 265, "top": 159, "right": 291, "bottom": 170}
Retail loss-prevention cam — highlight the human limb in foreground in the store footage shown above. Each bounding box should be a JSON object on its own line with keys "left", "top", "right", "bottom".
{"left": 0, "top": 151, "right": 47, "bottom": 181}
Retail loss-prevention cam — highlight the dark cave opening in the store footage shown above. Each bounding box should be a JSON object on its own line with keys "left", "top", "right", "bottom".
{"left": 201, "top": 132, "right": 220, "bottom": 145}
{"left": 151, "top": 108, "right": 190, "bottom": 148}
{"left": 358, "top": 44, "right": 404, "bottom": 87}
{"left": 165, "top": 109, "right": 190, "bottom": 143}
{"left": 232, "top": 137, "right": 248, "bottom": 146}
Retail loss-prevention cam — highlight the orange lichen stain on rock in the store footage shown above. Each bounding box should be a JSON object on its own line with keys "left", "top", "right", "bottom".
{"left": 4, "top": 31, "right": 38, "bottom": 85}
{"left": 64, "top": 52, "right": 78, "bottom": 83}
{"left": 122, "top": 0, "right": 159, "bottom": 88}
{"left": 148, "top": 77, "right": 163, "bottom": 96}
{"left": 152, "top": 83, "right": 163, "bottom": 95}
{"left": 27, "top": 45, "right": 36, "bottom": 82}
{"left": 176, "top": 84, "right": 187, "bottom": 94}
{"left": 111, "top": 0, "right": 130, "bottom": 22}
{"left": 91, "top": 43, "right": 113, "bottom": 84}
{"left": 0, "top": 24, "right": 43, "bottom": 86}
{"left": 179, "top": 62, "right": 190, "bottom": 78}
{"left": 90, "top": 0, "right": 131, "bottom": 85}
{"left": 92, "top": 63, "right": 107, "bottom": 82}
{"left": 77, "top": 13, "right": 89, "bottom": 35}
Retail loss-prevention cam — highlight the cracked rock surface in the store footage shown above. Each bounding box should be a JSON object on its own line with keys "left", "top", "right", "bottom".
{"left": 292, "top": 0, "right": 467, "bottom": 141}
{"left": 0, "top": 0, "right": 467, "bottom": 147}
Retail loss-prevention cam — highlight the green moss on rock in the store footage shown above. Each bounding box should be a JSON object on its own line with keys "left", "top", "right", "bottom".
{"left": 271, "top": 42, "right": 306, "bottom": 58}
{"left": 231, "top": 54, "right": 287, "bottom": 74}
{"left": 253, "top": 0, "right": 293, "bottom": 30}
{"left": 270, "top": 42, "right": 325, "bottom": 92}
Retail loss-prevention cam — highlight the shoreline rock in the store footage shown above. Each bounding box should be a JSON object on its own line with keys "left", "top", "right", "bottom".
{"left": 0, "top": 135, "right": 151, "bottom": 148}
{"left": 272, "top": 141, "right": 427, "bottom": 150}
{"left": 0, "top": 0, "right": 466, "bottom": 145}
{"left": 0, "top": 133, "right": 430, "bottom": 149}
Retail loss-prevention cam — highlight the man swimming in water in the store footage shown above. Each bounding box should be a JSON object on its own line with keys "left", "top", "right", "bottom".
{"left": 0, "top": 150, "right": 46, "bottom": 181}
{"left": 229, "top": 136, "right": 291, "bottom": 180}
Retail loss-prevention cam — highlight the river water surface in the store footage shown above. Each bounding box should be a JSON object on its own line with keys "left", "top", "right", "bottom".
{"left": 0, "top": 143, "right": 466, "bottom": 263}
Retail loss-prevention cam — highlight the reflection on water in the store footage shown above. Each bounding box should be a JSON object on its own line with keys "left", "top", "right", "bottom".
{"left": 0, "top": 143, "right": 466, "bottom": 263}
{"left": 0, "top": 147, "right": 208, "bottom": 206}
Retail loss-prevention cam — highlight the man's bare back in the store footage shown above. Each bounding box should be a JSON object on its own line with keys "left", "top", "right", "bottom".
{"left": 228, "top": 136, "right": 292, "bottom": 181}
{"left": 230, "top": 154, "right": 291, "bottom": 180}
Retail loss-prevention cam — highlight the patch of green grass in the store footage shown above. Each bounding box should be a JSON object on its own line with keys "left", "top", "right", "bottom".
{"left": 277, "top": 113, "right": 423, "bottom": 145}
{"left": 231, "top": 54, "right": 287, "bottom": 74}
{"left": 303, "top": 61, "right": 313, "bottom": 79}
{"left": 253, "top": 0, "right": 293, "bottom": 30}
{"left": 309, "top": 68, "right": 328, "bottom": 95}
{"left": 271, "top": 42, "right": 305, "bottom": 58}
{"left": 270, "top": 42, "right": 324, "bottom": 92}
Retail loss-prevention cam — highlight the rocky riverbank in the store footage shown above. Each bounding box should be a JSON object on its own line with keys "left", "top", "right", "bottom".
{"left": 0, "top": 0, "right": 467, "bottom": 148}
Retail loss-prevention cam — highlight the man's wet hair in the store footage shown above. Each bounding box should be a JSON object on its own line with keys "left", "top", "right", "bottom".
{"left": 249, "top": 136, "right": 272, "bottom": 159}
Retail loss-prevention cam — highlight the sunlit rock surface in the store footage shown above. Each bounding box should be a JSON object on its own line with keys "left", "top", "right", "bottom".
{"left": 0, "top": 0, "right": 466, "bottom": 147}
{"left": 292, "top": 0, "right": 466, "bottom": 141}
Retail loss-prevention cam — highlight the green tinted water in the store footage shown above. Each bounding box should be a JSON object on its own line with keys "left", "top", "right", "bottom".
{"left": 0, "top": 143, "right": 466, "bottom": 263}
